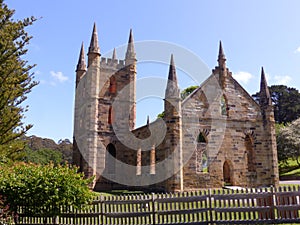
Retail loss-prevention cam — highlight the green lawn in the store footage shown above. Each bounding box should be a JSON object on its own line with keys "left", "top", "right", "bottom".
{"left": 99, "top": 189, "right": 144, "bottom": 196}
{"left": 92, "top": 161, "right": 300, "bottom": 224}
{"left": 279, "top": 157, "right": 300, "bottom": 178}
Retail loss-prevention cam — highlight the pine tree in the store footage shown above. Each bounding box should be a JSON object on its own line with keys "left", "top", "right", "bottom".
{"left": 0, "top": 1, "right": 37, "bottom": 160}
{"left": 252, "top": 85, "right": 300, "bottom": 124}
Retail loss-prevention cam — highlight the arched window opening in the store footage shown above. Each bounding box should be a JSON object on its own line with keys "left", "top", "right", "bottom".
{"left": 106, "top": 144, "right": 116, "bottom": 174}
{"left": 79, "top": 155, "right": 84, "bottom": 172}
{"left": 108, "top": 106, "right": 114, "bottom": 124}
{"left": 198, "top": 132, "right": 206, "bottom": 143}
{"left": 221, "top": 95, "right": 228, "bottom": 116}
{"left": 109, "top": 76, "right": 117, "bottom": 94}
{"left": 223, "top": 160, "right": 232, "bottom": 185}
{"left": 196, "top": 132, "right": 208, "bottom": 173}
{"left": 136, "top": 148, "right": 141, "bottom": 175}
{"left": 150, "top": 145, "right": 156, "bottom": 175}
{"left": 245, "top": 135, "right": 255, "bottom": 172}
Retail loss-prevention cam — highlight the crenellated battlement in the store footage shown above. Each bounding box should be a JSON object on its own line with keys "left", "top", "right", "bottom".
{"left": 100, "top": 57, "right": 125, "bottom": 70}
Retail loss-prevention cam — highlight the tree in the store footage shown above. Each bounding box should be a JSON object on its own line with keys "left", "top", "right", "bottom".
{"left": 157, "top": 111, "right": 165, "bottom": 119}
{"left": 0, "top": 1, "right": 38, "bottom": 160}
{"left": 277, "top": 119, "right": 300, "bottom": 166}
{"left": 276, "top": 123, "right": 289, "bottom": 165}
{"left": 180, "top": 85, "right": 199, "bottom": 100}
{"left": 23, "top": 147, "right": 63, "bottom": 165}
{"left": 26, "top": 135, "right": 58, "bottom": 151}
{"left": 157, "top": 85, "right": 199, "bottom": 118}
{"left": 252, "top": 85, "right": 300, "bottom": 124}
{"left": 57, "top": 139, "right": 73, "bottom": 163}
{"left": 0, "top": 163, "right": 96, "bottom": 219}
{"left": 23, "top": 136, "right": 73, "bottom": 164}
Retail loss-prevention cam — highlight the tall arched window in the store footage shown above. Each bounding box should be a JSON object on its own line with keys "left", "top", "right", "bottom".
{"left": 136, "top": 148, "right": 141, "bottom": 175}
{"left": 223, "top": 160, "right": 232, "bottom": 185}
{"left": 150, "top": 145, "right": 156, "bottom": 175}
{"left": 79, "top": 155, "right": 84, "bottom": 172}
{"left": 196, "top": 132, "right": 208, "bottom": 173}
{"left": 109, "top": 76, "right": 116, "bottom": 94}
{"left": 245, "top": 135, "right": 255, "bottom": 172}
{"left": 106, "top": 143, "right": 116, "bottom": 174}
{"left": 221, "top": 95, "right": 228, "bottom": 116}
{"left": 108, "top": 106, "right": 114, "bottom": 124}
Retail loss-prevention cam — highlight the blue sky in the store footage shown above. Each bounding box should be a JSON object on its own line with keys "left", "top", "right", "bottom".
{"left": 7, "top": 0, "right": 300, "bottom": 142}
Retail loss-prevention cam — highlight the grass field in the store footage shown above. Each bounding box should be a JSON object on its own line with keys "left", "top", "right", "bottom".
{"left": 92, "top": 160, "right": 300, "bottom": 224}
{"left": 96, "top": 161, "right": 300, "bottom": 197}
{"left": 279, "top": 157, "right": 300, "bottom": 179}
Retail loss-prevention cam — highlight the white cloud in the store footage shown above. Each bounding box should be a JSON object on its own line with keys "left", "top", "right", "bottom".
{"left": 262, "top": 72, "right": 291, "bottom": 86}
{"left": 295, "top": 46, "right": 300, "bottom": 53}
{"left": 232, "top": 71, "right": 253, "bottom": 84}
{"left": 50, "top": 71, "right": 68, "bottom": 83}
{"left": 273, "top": 75, "right": 292, "bottom": 85}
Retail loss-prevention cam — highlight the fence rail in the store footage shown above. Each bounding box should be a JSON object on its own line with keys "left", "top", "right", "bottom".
{"left": 16, "top": 186, "right": 300, "bottom": 225}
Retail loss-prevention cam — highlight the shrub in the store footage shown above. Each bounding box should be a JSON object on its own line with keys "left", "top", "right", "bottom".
{"left": 0, "top": 162, "right": 96, "bottom": 217}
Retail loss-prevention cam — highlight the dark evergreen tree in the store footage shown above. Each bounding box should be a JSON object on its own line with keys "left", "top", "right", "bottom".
{"left": 0, "top": 1, "right": 37, "bottom": 160}
{"left": 252, "top": 85, "right": 300, "bottom": 124}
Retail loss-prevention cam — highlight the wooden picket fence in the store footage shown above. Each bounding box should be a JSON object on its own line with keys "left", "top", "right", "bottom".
{"left": 16, "top": 186, "right": 300, "bottom": 225}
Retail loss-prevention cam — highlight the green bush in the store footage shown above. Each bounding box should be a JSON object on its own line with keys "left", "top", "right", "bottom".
{"left": 23, "top": 147, "right": 63, "bottom": 165}
{"left": 0, "top": 162, "right": 96, "bottom": 217}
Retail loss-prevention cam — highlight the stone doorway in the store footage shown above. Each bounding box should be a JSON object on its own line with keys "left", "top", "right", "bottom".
{"left": 106, "top": 143, "right": 116, "bottom": 174}
{"left": 223, "top": 160, "right": 232, "bottom": 185}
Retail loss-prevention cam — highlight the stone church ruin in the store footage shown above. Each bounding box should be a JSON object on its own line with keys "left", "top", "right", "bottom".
{"left": 73, "top": 23, "right": 279, "bottom": 192}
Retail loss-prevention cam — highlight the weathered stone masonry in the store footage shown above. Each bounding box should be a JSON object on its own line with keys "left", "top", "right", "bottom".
{"left": 73, "top": 24, "right": 279, "bottom": 192}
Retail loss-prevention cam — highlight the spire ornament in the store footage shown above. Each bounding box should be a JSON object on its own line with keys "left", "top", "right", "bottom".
{"left": 259, "top": 67, "right": 272, "bottom": 106}
{"left": 88, "top": 22, "right": 100, "bottom": 55}
{"left": 165, "top": 54, "right": 180, "bottom": 99}
{"left": 218, "top": 41, "right": 226, "bottom": 68}
{"left": 125, "top": 29, "right": 136, "bottom": 64}
{"left": 76, "top": 42, "right": 86, "bottom": 72}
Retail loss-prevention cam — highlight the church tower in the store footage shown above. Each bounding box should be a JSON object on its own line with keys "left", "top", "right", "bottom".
{"left": 73, "top": 24, "right": 138, "bottom": 190}
{"left": 163, "top": 54, "right": 183, "bottom": 192}
{"left": 258, "top": 67, "right": 279, "bottom": 186}
{"left": 73, "top": 23, "right": 101, "bottom": 186}
{"left": 124, "top": 29, "right": 137, "bottom": 130}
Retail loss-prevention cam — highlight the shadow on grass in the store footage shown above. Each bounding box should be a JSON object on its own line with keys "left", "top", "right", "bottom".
{"left": 280, "top": 165, "right": 299, "bottom": 174}
{"left": 100, "top": 189, "right": 145, "bottom": 196}
{"left": 280, "top": 164, "right": 300, "bottom": 180}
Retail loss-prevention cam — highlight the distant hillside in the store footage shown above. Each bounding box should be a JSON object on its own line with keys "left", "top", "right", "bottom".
{"left": 23, "top": 135, "right": 73, "bottom": 164}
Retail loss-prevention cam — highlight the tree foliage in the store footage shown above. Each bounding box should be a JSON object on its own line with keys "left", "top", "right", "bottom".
{"left": 23, "top": 147, "right": 63, "bottom": 165}
{"left": 276, "top": 119, "right": 300, "bottom": 166}
{"left": 0, "top": 1, "right": 38, "bottom": 160}
{"left": 57, "top": 139, "right": 73, "bottom": 163}
{"left": 24, "top": 136, "right": 73, "bottom": 164}
{"left": 180, "top": 85, "right": 199, "bottom": 100}
{"left": 157, "top": 85, "right": 199, "bottom": 118}
{"left": 252, "top": 85, "right": 300, "bottom": 124}
{"left": 157, "top": 111, "right": 165, "bottom": 119}
{"left": 0, "top": 163, "right": 96, "bottom": 217}
{"left": 26, "top": 135, "right": 58, "bottom": 151}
